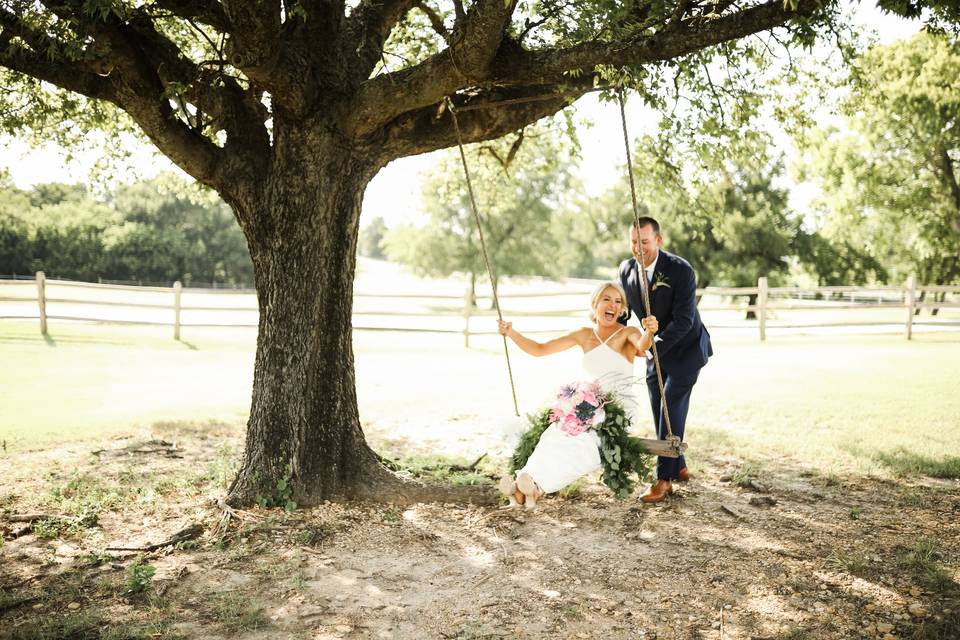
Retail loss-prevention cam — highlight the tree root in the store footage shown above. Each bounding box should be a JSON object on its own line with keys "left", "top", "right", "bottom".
{"left": 225, "top": 444, "right": 500, "bottom": 507}
{"left": 350, "top": 458, "right": 498, "bottom": 506}
{"left": 213, "top": 497, "right": 265, "bottom": 537}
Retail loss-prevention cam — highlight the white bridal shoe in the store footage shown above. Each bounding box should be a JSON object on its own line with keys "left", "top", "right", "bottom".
{"left": 516, "top": 472, "right": 541, "bottom": 511}
{"left": 498, "top": 474, "right": 521, "bottom": 508}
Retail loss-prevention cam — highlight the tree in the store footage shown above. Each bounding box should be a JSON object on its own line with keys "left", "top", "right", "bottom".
{"left": 110, "top": 175, "right": 254, "bottom": 284}
{"left": 383, "top": 123, "right": 577, "bottom": 298}
{"left": 0, "top": 175, "right": 254, "bottom": 283}
{"left": 797, "top": 32, "right": 960, "bottom": 288}
{"left": 0, "top": 0, "right": 854, "bottom": 505}
{"left": 358, "top": 216, "right": 388, "bottom": 259}
{"left": 0, "top": 182, "right": 33, "bottom": 275}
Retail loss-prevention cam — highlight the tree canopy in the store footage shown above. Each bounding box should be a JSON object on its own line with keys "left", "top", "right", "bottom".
{"left": 0, "top": 0, "right": 838, "bottom": 200}
{"left": 798, "top": 31, "right": 960, "bottom": 286}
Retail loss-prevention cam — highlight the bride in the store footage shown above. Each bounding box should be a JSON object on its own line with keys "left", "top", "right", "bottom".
{"left": 497, "top": 281, "right": 658, "bottom": 508}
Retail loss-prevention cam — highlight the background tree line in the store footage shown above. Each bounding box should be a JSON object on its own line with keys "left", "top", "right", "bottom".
{"left": 0, "top": 172, "right": 253, "bottom": 286}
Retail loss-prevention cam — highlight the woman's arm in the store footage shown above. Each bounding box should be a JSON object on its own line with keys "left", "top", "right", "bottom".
{"left": 625, "top": 316, "right": 659, "bottom": 354}
{"left": 498, "top": 321, "right": 582, "bottom": 357}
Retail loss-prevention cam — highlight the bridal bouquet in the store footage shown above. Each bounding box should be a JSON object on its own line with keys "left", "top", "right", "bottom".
{"left": 510, "top": 380, "right": 652, "bottom": 498}
{"left": 551, "top": 381, "right": 607, "bottom": 436}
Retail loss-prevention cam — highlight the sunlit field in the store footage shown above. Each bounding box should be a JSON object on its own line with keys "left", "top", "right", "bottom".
{"left": 3, "top": 278, "right": 959, "bottom": 640}
{"left": 2, "top": 317, "right": 958, "bottom": 480}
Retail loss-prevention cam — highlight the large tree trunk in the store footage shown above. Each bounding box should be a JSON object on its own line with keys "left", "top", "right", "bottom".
{"left": 226, "top": 126, "right": 494, "bottom": 507}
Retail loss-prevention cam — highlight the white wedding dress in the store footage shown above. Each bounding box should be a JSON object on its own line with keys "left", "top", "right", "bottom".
{"left": 517, "top": 328, "right": 641, "bottom": 493}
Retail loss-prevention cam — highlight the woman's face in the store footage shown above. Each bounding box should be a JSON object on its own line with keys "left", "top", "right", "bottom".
{"left": 594, "top": 287, "right": 624, "bottom": 328}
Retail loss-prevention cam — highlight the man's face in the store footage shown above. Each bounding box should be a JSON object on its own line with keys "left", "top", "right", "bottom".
{"left": 630, "top": 224, "right": 662, "bottom": 268}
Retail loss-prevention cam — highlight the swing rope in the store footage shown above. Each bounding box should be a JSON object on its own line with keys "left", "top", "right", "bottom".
{"left": 617, "top": 87, "right": 681, "bottom": 455}
{"left": 443, "top": 89, "right": 684, "bottom": 455}
{"left": 445, "top": 96, "right": 521, "bottom": 417}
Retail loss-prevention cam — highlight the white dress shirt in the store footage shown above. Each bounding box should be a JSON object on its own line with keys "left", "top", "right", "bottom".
{"left": 643, "top": 252, "right": 660, "bottom": 287}
{"left": 639, "top": 252, "right": 662, "bottom": 355}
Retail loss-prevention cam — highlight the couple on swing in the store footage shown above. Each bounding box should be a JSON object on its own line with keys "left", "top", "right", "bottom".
{"left": 497, "top": 217, "right": 712, "bottom": 508}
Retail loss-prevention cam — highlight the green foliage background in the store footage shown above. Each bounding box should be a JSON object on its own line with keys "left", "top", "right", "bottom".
{"left": 0, "top": 172, "right": 252, "bottom": 285}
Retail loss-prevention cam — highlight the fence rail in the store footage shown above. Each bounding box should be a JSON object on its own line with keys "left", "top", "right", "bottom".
{"left": 2, "top": 272, "right": 959, "bottom": 342}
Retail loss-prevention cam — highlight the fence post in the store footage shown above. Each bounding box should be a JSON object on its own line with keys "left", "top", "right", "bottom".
{"left": 758, "top": 276, "right": 768, "bottom": 342}
{"left": 463, "top": 287, "right": 472, "bottom": 348}
{"left": 36, "top": 271, "right": 47, "bottom": 335}
{"left": 905, "top": 274, "right": 916, "bottom": 340}
{"left": 173, "top": 280, "right": 182, "bottom": 340}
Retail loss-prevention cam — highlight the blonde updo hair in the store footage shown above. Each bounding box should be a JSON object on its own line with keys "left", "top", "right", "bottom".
{"left": 588, "top": 281, "right": 630, "bottom": 322}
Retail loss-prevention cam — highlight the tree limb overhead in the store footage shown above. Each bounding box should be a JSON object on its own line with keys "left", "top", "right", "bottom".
{"left": 150, "top": 0, "right": 230, "bottom": 32}
{"left": 348, "top": 0, "right": 818, "bottom": 139}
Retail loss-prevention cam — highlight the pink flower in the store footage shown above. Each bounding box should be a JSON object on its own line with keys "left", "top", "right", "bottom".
{"left": 582, "top": 390, "right": 598, "bottom": 407}
{"left": 560, "top": 414, "right": 584, "bottom": 436}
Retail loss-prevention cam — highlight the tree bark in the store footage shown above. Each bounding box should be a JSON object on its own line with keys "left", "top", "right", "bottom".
{"left": 226, "top": 125, "right": 495, "bottom": 506}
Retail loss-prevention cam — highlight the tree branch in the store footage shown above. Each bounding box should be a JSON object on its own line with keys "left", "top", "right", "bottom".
{"left": 149, "top": 0, "right": 230, "bottom": 32}
{"left": 452, "top": 0, "right": 466, "bottom": 26}
{"left": 0, "top": 16, "right": 115, "bottom": 101}
{"left": 489, "top": 0, "right": 820, "bottom": 87}
{"left": 375, "top": 84, "right": 586, "bottom": 159}
{"left": 346, "top": 0, "right": 419, "bottom": 81}
{"left": 350, "top": 0, "right": 815, "bottom": 140}
{"left": 936, "top": 142, "right": 960, "bottom": 232}
{"left": 7, "top": 3, "right": 262, "bottom": 200}
{"left": 347, "top": 0, "right": 518, "bottom": 135}
{"left": 414, "top": 0, "right": 450, "bottom": 43}
{"left": 220, "top": 1, "right": 286, "bottom": 90}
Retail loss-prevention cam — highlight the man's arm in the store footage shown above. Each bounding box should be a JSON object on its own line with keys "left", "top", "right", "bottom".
{"left": 653, "top": 263, "right": 697, "bottom": 357}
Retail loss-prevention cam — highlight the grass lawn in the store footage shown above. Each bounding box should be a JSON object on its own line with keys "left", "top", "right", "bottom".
{"left": 689, "top": 332, "right": 960, "bottom": 478}
{"left": 1, "top": 319, "right": 959, "bottom": 480}
{"left": 2, "top": 320, "right": 959, "bottom": 640}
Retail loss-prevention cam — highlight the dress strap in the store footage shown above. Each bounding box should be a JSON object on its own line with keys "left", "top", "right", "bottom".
{"left": 595, "top": 326, "right": 625, "bottom": 345}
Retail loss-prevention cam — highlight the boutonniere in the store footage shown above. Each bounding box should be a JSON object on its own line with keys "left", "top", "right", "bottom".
{"left": 652, "top": 273, "right": 671, "bottom": 291}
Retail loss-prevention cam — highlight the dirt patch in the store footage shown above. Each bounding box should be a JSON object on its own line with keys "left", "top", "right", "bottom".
{"left": 1, "top": 423, "right": 958, "bottom": 640}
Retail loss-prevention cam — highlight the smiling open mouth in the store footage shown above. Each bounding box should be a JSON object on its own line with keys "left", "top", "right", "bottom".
{"left": 604, "top": 310, "right": 615, "bottom": 320}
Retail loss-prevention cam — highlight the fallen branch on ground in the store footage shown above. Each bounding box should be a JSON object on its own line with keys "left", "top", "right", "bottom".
{"left": 0, "top": 596, "right": 39, "bottom": 614}
{"left": 448, "top": 453, "right": 487, "bottom": 472}
{"left": 105, "top": 523, "right": 203, "bottom": 552}
{"left": 720, "top": 504, "right": 743, "bottom": 519}
{"left": 92, "top": 439, "right": 182, "bottom": 458}
{"left": 5, "top": 514, "right": 58, "bottom": 523}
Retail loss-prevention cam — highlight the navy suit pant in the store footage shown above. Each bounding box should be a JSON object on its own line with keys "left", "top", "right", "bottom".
{"left": 646, "top": 367, "right": 699, "bottom": 481}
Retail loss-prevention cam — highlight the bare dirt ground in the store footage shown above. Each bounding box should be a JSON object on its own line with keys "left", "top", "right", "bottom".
{"left": 1, "top": 420, "right": 958, "bottom": 640}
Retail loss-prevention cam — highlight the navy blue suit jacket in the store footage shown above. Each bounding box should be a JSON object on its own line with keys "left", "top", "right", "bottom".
{"left": 618, "top": 250, "right": 712, "bottom": 378}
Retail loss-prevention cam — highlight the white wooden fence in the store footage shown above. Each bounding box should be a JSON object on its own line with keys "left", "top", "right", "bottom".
{"left": 1, "top": 272, "right": 958, "bottom": 342}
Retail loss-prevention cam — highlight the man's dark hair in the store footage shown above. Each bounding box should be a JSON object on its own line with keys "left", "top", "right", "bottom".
{"left": 631, "top": 216, "right": 661, "bottom": 235}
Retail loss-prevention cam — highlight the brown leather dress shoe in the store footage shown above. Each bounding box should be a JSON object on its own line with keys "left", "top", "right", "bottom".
{"left": 640, "top": 479, "right": 673, "bottom": 503}
{"left": 677, "top": 467, "right": 691, "bottom": 482}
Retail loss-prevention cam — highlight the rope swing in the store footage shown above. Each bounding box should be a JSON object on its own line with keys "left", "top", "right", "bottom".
{"left": 444, "top": 96, "right": 521, "bottom": 417}
{"left": 616, "top": 88, "right": 683, "bottom": 459}
{"left": 445, "top": 89, "right": 686, "bottom": 457}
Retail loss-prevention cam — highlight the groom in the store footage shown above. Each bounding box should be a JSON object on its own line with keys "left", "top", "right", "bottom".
{"left": 618, "top": 216, "right": 712, "bottom": 502}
